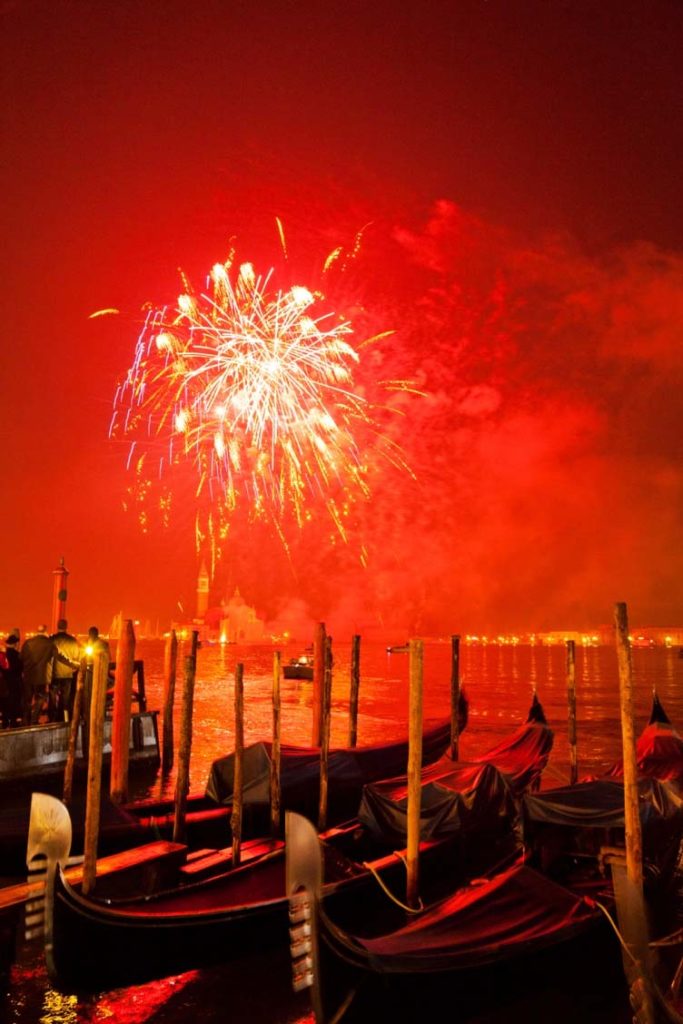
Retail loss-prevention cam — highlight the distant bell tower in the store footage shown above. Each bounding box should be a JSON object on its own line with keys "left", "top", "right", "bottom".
{"left": 51, "top": 556, "right": 69, "bottom": 633}
{"left": 196, "top": 560, "right": 210, "bottom": 620}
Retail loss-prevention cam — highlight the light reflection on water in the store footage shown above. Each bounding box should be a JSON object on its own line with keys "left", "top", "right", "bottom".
{"left": 5, "top": 638, "right": 682, "bottom": 1023}
{"left": 132, "top": 638, "right": 683, "bottom": 800}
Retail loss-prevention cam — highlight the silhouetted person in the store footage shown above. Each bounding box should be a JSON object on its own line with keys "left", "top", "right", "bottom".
{"left": 50, "top": 619, "right": 81, "bottom": 721}
{"left": 1, "top": 634, "right": 23, "bottom": 727}
{"left": 21, "top": 625, "right": 57, "bottom": 723}
{"left": 86, "top": 625, "right": 110, "bottom": 659}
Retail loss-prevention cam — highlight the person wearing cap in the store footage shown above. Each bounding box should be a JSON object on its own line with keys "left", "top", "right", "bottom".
{"left": 1, "top": 634, "right": 22, "bottom": 727}
{"left": 50, "top": 619, "right": 82, "bottom": 722}
{"left": 20, "top": 626, "right": 58, "bottom": 723}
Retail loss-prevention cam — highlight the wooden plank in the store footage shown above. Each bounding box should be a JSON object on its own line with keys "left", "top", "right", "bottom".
{"left": 0, "top": 840, "right": 187, "bottom": 912}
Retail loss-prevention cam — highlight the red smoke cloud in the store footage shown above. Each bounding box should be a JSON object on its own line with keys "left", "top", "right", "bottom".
{"left": 266, "top": 199, "right": 683, "bottom": 635}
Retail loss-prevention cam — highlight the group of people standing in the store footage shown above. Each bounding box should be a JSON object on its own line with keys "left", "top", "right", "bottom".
{"left": 0, "top": 621, "right": 109, "bottom": 728}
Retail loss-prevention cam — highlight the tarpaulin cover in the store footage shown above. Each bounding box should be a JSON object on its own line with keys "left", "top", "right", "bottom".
{"left": 523, "top": 777, "right": 683, "bottom": 829}
{"left": 602, "top": 696, "right": 683, "bottom": 784}
{"left": 358, "top": 761, "right": 518, "bottom": 845}
{"left": 323, "top": 864, "right": 599, "bottom": 973}
{"left": 470, "top": 718, "right": 554, "bottom": 796}
{"left": 357, "top": 703, "right": 553, "bottom": 844}
{"left": 204, "top": 718, "right": 452, "bottom": 812}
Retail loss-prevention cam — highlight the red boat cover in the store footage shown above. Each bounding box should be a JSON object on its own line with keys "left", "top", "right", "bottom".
{"left": 357, "top": 702, "right": 552, "bottom": 843}
{"left": 592, "top": 696, "right": 683, "bottom": 785}
{"left": 327, "top": 864, "right": 598, "bottom": 972}
{"left": 470, "top": 719, "right": 554, "bottom": 796}
{"left": 204, "top": 718, "right": 452, "bottom": 811}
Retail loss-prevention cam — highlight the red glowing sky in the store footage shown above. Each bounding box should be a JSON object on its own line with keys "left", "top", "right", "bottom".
{"left": 2, "top": 1, "right": 683, "bottom": 637}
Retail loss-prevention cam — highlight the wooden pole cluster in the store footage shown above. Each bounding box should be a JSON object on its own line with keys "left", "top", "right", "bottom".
{"left": 406, "top": 638, "right": 424, "bottom": 910}
{"left": 110, "top": 619, "right": 136, "bottom": 804}
{"left": 318, "top": 637, "right": 333, "bottom": 831}
{"left": 161, "top": 630, "right": 178, "bottom": 773}
{"left": 311, "top": 621, "right": 327, "bottom": 746}
{"left": 348, "top": 634, "right": 361, "bottom": 748}
{"left": 172, "top": 630, "right": 199, "bottom": 844}
{"left": 63, "top": 660, "right": 87, "bottom": 805}
{"left": 81, "top": 650, "right": 110, "bottom": 895}
{"left": 231, "top": 663, "right": 245, "bottom": 866}
{"left": 270, "top": 651, "right": 282, "bottom": 835}
{"left": 565, "top": 639, "right": 578, "bottom": 784}
{"left": 449, "top": 634, "right": 461, "bottom": 761}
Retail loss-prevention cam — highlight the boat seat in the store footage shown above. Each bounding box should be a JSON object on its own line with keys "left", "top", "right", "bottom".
{"left": 178, "top": 837, "right": 284, "bottom": 881}
{"left": 0, "top": 840, "right": 188, "bottom": 911}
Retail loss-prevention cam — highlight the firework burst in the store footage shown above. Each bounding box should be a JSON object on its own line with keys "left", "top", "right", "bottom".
{"left": 110, "top": 236, "right": 412, "bottom": 569}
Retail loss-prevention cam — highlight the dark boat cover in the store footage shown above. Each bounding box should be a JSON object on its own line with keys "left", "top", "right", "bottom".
{"left": 205, "top": 718, "right": 452, "bottom": 813}
{"left": 323, "top": 863, "right": 599, "bottom": 972}
{"left": 602, "top": 696, "right": 683, "bottom": 785}
{"left": 357, "top": 704, "right": 552, "bottom": 844}
{"left": 523, "top": 776, "right": 683, "bottom": 830}
{"left": 357, "top": 760, "right": 517, "bottom": 845}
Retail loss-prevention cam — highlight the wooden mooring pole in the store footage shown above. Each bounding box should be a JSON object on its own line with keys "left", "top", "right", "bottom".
{"left": 566, "top": 639, "right": 578, "bottom": 784}
{"left": 270, "top": 651, "right": 282, "bottom": 835}
{"left": 311, "top": 621, "right": 327, "bottom": 746}
{"left": 161, "top": 630, "right": 178, "bottom": 773}
{"left": 63, "top": 659, "right": 87, "bottom": 805}
{"left": 407, "top": 638, "right": 423, "bottom": 910}
{"left": 348, "top": 634, "right": 361, "bottom": 748}
{"left": 614, "top": 601, "right": 656, "bottom": 1024}
{"left": 172, "top": 632, "right": 199, "bottom": 844}
{"left": 82, "top": 650, "right": 109, "bottom": 895}
{"left": 449, "top": 634, "right": 461, "bottom": 761}
{"left": 110, "top": 619, "right": 136, "bottom": 804}
{"left": 231, "top": 662, "right": 245, "bottom": 866}
{"left": 318, "top": 636, "right": 333, "bottom": 832}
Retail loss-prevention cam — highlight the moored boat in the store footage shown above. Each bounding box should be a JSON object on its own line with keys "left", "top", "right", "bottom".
{"left": 0, "top": 711, "right": 160, "bottom": 785}
{"left": 283, "top": 654, "right": 314, "bottom": 680}
{"left": 285, "top": 812, "right": 622, "bottom": 1024}
{"left": 29, "top": 702, "right": 545, "bottom": 992}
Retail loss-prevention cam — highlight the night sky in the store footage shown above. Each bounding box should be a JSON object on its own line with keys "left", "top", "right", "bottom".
{"left": 2, "top": 0, "right": 682, "bottom": 637}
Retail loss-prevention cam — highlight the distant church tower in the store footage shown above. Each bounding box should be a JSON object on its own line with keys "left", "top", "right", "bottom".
{"left": 196, "top": 560, "right": 210, "bottom": 619}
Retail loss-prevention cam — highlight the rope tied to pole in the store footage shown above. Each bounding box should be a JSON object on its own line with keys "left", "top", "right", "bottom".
{"left": 361, "top": 850, "right": 424, "bottom": 914}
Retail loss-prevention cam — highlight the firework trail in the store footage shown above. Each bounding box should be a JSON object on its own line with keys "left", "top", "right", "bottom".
{"left": 110, "top": 237, "right": 411, "bottom": 570}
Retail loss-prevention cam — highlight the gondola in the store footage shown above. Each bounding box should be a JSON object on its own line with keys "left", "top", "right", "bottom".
{"left": 285, "top": 813, "right": 623, "bottom": 1024}
{"left": 29, "top": 699, "right": 548, "bottom": 993}
{"left": 0, "top": 716, "right": 457, "bottom": 877}
{"left": 286, "top": 696, "right": 683, "bottom": 1024}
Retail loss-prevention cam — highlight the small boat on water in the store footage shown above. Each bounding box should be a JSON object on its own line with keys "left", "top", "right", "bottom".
{"left": 386, "top": 643, "right": 409, "bottom": 654}
{"left": 0, "top": 659, "right": 158, "bottom": 786}
{"left": 28, "top": 703, "right": 545, "bottom": 992}
{"left": 283, "top": 654, "right": 314, "bottom": 680}
{"left": 0, "top": 711, "right": 160, "bottom": 786}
